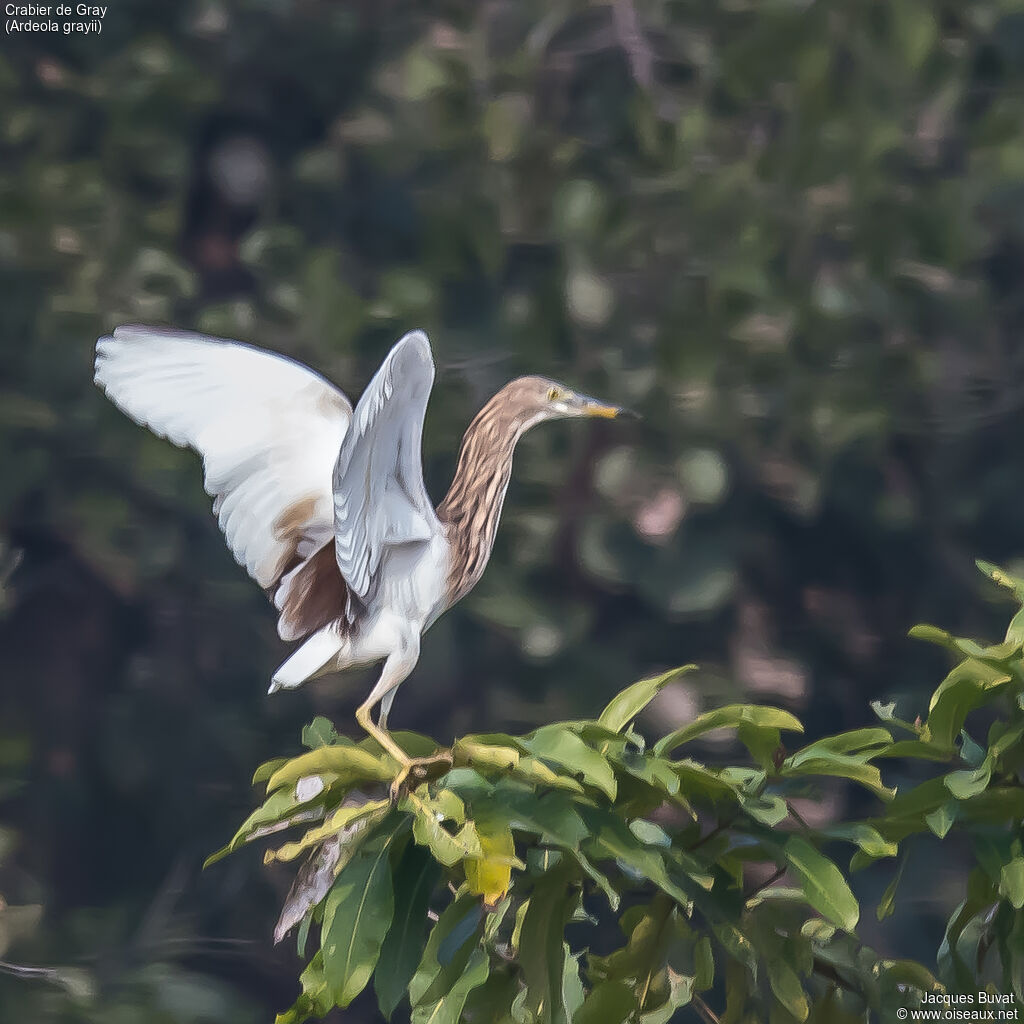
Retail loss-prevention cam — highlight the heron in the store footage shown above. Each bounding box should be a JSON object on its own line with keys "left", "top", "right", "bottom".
{"left": 94, "top": 326, "right": 628, "bottom": 791}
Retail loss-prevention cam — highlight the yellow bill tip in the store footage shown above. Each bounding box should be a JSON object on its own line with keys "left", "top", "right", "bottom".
{"left": 582, "top": 401, "right": 638, "bottom": 420}
{"left": 584, "top": 401, "right": 625, "bottom": 419}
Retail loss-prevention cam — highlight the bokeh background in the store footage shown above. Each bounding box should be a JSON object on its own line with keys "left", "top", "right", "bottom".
{"left": 4, "top": 0, "right": 1024, "bottom": 1019}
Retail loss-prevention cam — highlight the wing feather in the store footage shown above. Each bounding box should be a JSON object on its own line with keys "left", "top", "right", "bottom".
{"left": 94, "top": 327, "right": 353, "bottom": 623}
{"left": 332, "top": 330, "right": 440, "bottom": 607}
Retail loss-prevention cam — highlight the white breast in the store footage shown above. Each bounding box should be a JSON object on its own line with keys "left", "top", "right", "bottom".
{"left": 373, "top": 532, "right": 452, "bottom": 633}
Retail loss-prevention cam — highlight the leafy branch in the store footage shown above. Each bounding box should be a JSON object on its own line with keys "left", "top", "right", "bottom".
{"left": 209, "top": 561, "right": 1024, "bottom": 1022}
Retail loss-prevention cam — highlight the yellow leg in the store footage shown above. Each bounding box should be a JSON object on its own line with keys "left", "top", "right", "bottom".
{"left": 355, "top": 698, "right": 411, "bottom": 767}
{"left": 354, "top": 696, "right": 453, "bottom": 800}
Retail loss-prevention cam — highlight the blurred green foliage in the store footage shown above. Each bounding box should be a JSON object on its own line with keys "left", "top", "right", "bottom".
{"left": 214, "top": 562, "right": 1024, "bottom": 1023}
{"left": 5, "top": 0, "right": 1024, "bottom": 1018}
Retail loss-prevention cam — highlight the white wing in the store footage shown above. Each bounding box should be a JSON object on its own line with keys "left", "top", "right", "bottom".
{"left": 94, "top": 325, "right": 352, "bottom": 592}
{"left": 333, "top": 330, "right": 440, "bottom": 607}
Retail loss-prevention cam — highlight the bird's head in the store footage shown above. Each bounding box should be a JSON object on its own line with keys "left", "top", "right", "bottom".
{"left": 505, "top": 375, "right": 633, "bottom": 431}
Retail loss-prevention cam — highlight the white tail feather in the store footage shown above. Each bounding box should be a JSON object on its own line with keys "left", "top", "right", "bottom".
{"left": 268, "top": 628, "right": 343, "bottom": 693}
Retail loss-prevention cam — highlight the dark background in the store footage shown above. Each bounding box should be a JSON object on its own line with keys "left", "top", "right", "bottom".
{"left": 3, "top": 0, "right": 1024, "bottom": 1019}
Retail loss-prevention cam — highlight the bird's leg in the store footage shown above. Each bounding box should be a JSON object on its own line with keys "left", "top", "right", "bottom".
{"left": 355, "top": 698, "right": 412, "bottom": 767}
{"left": 356, "top": 646, "right": 453, "bottom": 800}
{"left": 378, "top": 689, "right": 396, "bottom": 731}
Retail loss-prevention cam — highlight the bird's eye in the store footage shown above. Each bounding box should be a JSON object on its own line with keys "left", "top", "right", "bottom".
{"left": 547, "top": 387, "right": 560, "bottom": 401}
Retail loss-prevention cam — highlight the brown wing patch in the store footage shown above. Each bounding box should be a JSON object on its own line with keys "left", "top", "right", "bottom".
{"left": 273, "top": 494, "right": 321, "bottom": 541}
{"left": 277, "top": 544, "right": 350, "bottom": 640}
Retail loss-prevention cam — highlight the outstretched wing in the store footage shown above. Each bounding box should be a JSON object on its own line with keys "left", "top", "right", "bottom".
{"left": 333, "top": 330, "right": 441, "bottom": 608}
{"left": 94, "top": 326, "right": 352, "bottom": 609}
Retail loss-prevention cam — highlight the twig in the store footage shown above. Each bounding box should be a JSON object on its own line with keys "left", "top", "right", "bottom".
{"left": 743, "top": 865, "right": 786, "bottom": 901}
{"left": 693, "top": 993, "right": 722, "bottom": 1024}
{"left": 687, "top": 813, "right": 738, "bottom": 852}
{"left": 787, "top": 802, "right": 812, "bottom": 831}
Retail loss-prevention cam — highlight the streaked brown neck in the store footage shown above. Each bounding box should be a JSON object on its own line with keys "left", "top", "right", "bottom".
{"left": 436, "top": 383, "right": 538, "bottom": 605}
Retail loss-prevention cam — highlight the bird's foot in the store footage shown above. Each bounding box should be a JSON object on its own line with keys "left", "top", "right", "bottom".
{"left": 389, "top": 749, "right": 454, "bottom": 802}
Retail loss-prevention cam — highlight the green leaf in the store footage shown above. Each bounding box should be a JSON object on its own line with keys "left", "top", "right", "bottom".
{"left": 302, "top": 717, "right": 338, "bottom": 749}
{"left": 452, "top": 739, "right": 520, "bottom": 771}
{"left": 462, "top": 966, "right": 519, "bottom": 1023}
{"left": 512, "top": 755, "right": 586, "bottom": 794}
{"left": 375, "top": 843, "right": 440, "bottom": 1020}
{"left": 960, "top": 787, "right": 1024, "bottom": 824}
{"left": 268, "top": 744, "right": 395, "bottom": 792}
{"left": 673, "top": 760, "right": 739, "bottom": 801}
{"left": 582, "top": 809, "right": 691, "bottom": 906}
{"left": 694, "top": 936, "right": 714, "bottom": 991}
{"left": 788, "top": 729, "right": 892, "bottom": 762}
{"left": 408, "top": 892, "right": 485, "bottom": 1008}
{"left": 592, "top": 896, "right": 673, "bottom": 981}
{"left": 878, "top": 959, "right": 942, "bottom": 996}
{"left": 523, "top": 725, "right": 617, "bottom": 799}
{"left": 205, "top": 786, "right": 324, "bottom": 867}
{"left": 711, "top": 921, "right": 757, "bottom": 972}
{"left": 959, "top": 729, "right": 986, "bottom": 768}
{"left": 736, "top": 721, "right": 782, "bottom": 770}
{"left": 296, "top": 915, "right": 312, "bottom": 959}
{"left": 977, "top": 559, "right": 1024, "bottom": 600}
{"left": 926, "top": 659, "right": 1012, "bottom": 750}
{"left": 275, "top": 953, "right": 334, "bottom": 1024}
{"left": 654, "top": 704, "right": 803, "bottom": 757}
{"left": 924, "top": 801, "right": 957, "bottom": 839}
{"left": 404, "top": 789, "right": 483, "bottom": 867}
{"left": 519, "top": 870, "right": 577, "bottom": 1024}
{"left": 411, "top": 946, "right": 489, "bottom": 1024}
{"left": 822, "top": 823, "right": 897, "bottom": 860}
{"left": 800, "top": 919, "right": 836, "bottom": 942}
{"left": 999, "top": 857, "right": 1024, "bottom": 910}
{"left": 745, "top": 886, "right": 810, "bottom": 909}
{"left": 488, "top": 783, "right": 590, "bottom": 851}
{"left": 266, "top": 799, "right": 389, "bottom": 864}
{"left": 722, "top": 959, "right": 749, "bottom": 1021}
{"left": 908, "top": 623, "right": 954, "bottom": 646}
{"left": 321, "top": 833, "right": 397, "bottom": 1008}
{"left": 908, "top": 627, "right": 1019, "bottom": 663}
{"left": 739, "top": 792, "right": 788, "bottom": 827}
{"left": 972, "top": 831, "right": 1016, "bottom": 885}
{"left": 783, "top": 836, "right": 859, "bottom": 931}
{"left": 253, "top": 757, "right": 289, "bottom": 785}
{"left": 646, "top": 974, "right": 695, "bottom": 1023}
{"left": 882, "top": 776, "right": 951, "bottom": 824}
{"left": 988, "top": 720, "right": 1024, "bottom": 762}
{"left": 598, "top": 666, "right": 696, "bottom": 733}
{"left": 766, "top": 957, "right": 809, "bottom": 1022}
{"left": 938, "top": 868, "right": 997, "bottom": 988}
{"left": 878, "top": 739, "right": 955, "bottom": 761}
{"left": 610, "top": 749, "right": 681, "bottom": 797}
{"left": 562, "top": 947, "right": 586, "bottom": 1021}
{"left": 478, "top": 784, "right": 619, "bottom": 905}
{"left": 574, "top": 981, "right": 636, "bottom": 1024}
{"left": 944, "top": 760, "right": 992, "bottom": 800}
{"left": 782, "top": 754, "right": 895, "bottom": 800}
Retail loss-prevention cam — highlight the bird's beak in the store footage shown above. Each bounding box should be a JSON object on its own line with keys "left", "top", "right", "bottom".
{"left": 578, "top": 395, "right": 636, "bottom": 419}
